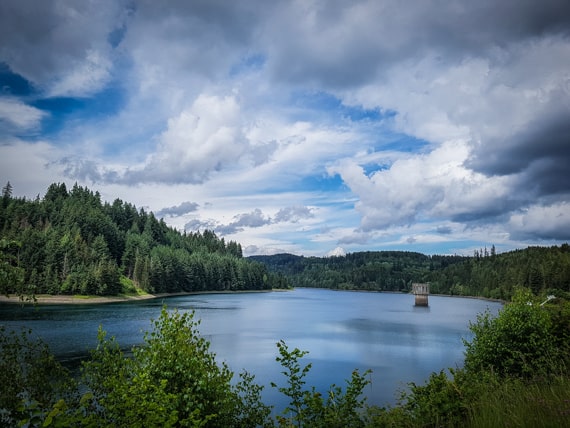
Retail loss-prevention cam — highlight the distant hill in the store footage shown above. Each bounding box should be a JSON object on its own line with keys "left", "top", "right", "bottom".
{"left": 0, "top": 182, "right": 289, "bottom": 297}
{"left": 250, "top": 245, "right": 570, "bottom": 300}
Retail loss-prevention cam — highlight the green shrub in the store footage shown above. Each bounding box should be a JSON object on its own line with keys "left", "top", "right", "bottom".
{"left": 464, "top": 288, "right": 559, "bottom": 378}
{"left": 80, "top": 307, "right": 273, "bottom": 427}
{"left": 0, "top": 326, "right": 76, "bottom": 427}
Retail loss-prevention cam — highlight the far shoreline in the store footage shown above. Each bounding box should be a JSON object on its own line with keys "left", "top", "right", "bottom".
{"left": 315, "top": 287, "right": 506, "bottom": 304}
{"left": 0, "top": 287, "right": 504, "bottom": 306}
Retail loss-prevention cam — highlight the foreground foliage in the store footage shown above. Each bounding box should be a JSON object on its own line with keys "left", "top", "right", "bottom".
{"left": 0, "top": 307, "right": 370, "bottom": 427}
{"left": 1, "top": 288, "right": 569, "bottom": 427}
{"left": 369, "top": 288, "right": 570, "bottom": 427}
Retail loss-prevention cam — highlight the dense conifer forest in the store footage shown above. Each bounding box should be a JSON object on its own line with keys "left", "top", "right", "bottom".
{"left": 251, "top": 244, "right": 570, "bottom": 300}
{"left": 2, "top": 180, "right": 568, "bottom": 301}
{"left": 0, "top": 182, "right": 289, "bottom": 297}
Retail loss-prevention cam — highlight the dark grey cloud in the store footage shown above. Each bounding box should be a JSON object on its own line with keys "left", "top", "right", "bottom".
{"left": 265, "top": 0, "right": 570, "bottom": 89}
{"left": 468, "top": 106, "right": 570, "bottom": 199}
{"left": 123, "top": 0, "right": 271, "bottom": 83}
{"left": 156, "top": 201, "right": 199, "bottom": 218}
{"left": 234, "top": 208, "right": 270, "bottom": 228}
{"left": 450, "top": 205, "right": 518, "bottom": 225}
{"left": 132, "top": 0, "right": 263, "bottom": 44}
{"left": 5, "top": 0, "right": 568, "bottom": 92}
{"left": 510, "top": 226, "right": 570, "bottom": 242}
{"left": 57, "top": 157, "right": 122, "bottom": 184}
{"left": 0, "top": 0, "right": 125, "bottom": 91}
{"left": 435, "top": 226, "right": 452, "bottom": 235}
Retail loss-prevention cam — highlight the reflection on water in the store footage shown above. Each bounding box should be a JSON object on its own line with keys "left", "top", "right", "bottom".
{"left": 0, "top": 288, "right": 501, "bottom": 407}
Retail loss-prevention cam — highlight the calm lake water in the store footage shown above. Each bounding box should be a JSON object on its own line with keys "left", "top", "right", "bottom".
{"left": 0, "top": 288, "right": 502, "bottom": 408}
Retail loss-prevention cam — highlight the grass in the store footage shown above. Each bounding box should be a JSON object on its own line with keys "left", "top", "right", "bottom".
{"left": 467, "top": 374, "right": 570, "bottom": 427}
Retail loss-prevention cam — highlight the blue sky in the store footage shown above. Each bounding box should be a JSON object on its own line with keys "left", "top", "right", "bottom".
{"left": 1, "top": 0, "right": 569, "bottom": 257}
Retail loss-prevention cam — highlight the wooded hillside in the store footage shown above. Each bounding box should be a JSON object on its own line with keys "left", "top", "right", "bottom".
{"left": 251, "top": 244, "right": 570, "bottom": 300}
{"left": 0, "top": 182, "right": 289, "bottom": 296}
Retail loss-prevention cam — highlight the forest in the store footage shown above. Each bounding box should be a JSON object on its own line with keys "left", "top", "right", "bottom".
{"left": 0, "top": 182, "right": 289, "bottom": 298}
{"left": 251, "top": 244, "right": 570, "bottom": 300}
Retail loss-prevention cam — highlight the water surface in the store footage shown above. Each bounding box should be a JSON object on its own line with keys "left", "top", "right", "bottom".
{"left": 0, "top": 288, "right": 502, "bottom": 408}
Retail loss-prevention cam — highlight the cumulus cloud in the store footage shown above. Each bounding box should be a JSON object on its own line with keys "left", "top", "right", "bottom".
{"left": 329, "top": 141, "right": 519, "bottom": 231}
{"left": 117, "top": 94, "right": 251, "bottom": 184}
{"left": 315, "top": 2, "right": 570, "bottom": 245}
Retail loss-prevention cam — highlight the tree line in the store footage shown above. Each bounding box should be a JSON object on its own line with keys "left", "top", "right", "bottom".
{"left": 0, "top": 182, "right": 290, "bottom": 297}
{"left": 251, "top": 244, "right": 570, "bottom": 300}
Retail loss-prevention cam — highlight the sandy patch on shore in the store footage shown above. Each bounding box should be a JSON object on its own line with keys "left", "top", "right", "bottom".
{"left": 0, "top": 293, "right": 159, "bottom": 305}
{"left": 0, "top": 289, "right": 288, "bottom": 305}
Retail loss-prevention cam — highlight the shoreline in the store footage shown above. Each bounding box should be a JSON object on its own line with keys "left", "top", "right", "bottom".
{"left": 313, "top": 287, "right": 506, "bottom": 304}
{"left": 0, "top": 287, "right": 504, "bottom": 306}
{"left": 0, "top": 288, "right": 290, "bottom": 306}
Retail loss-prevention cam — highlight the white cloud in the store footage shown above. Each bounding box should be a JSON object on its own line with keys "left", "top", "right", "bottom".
{"left": 328, "top": 140, "right": 517, "bottom": 231}
{"left": 0, "top": 140, "right": 66, "bottom": 196}
{"left": 120, "top": 94, "right": 250, "bottom": 184}
{"left": 508, "top": 203, "right": 570, "bottom": 240}
{"left": 0, "top": 98, "right": 47, "bottom": 131}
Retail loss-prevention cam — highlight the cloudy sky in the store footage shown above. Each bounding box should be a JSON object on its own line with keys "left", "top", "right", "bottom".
{"left": 1, "top": 0, "right": 569, "bottom": 257}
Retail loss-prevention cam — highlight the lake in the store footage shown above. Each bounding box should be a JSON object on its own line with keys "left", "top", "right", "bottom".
{"left": 0, "top": 288, "right": 502, "bottom": 408}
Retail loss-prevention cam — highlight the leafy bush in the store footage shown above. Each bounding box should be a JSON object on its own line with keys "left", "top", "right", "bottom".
{"left": 0, "top": 326, "right": 76, "bottom": 427}
{"left": 463, "top": 288, "right": 559, "bottom": 378}
{"left": 80, "top": 307, "right": 273, "bottom": 427}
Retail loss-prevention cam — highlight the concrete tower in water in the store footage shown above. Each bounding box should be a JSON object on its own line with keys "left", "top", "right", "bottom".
{"left": 412, "top": 283, "right": 429, "bottom": 307}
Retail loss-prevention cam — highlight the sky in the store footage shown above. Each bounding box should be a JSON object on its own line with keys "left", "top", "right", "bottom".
{"left": 1, "top": 0, "right": 569, "bottom": 257}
